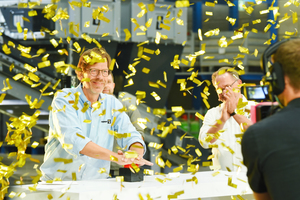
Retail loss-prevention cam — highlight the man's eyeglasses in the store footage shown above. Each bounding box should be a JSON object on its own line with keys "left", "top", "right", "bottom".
{"left": 88, "top": 69, "right": 110, "bottom": 77}
{"left": 217, "top": 79, "right": 238, "bottom": 94}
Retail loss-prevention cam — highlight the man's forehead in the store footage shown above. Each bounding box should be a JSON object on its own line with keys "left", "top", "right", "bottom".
{"left": 215, "top": 76, "right": 237, "bottom": 89}
{"left": 88, "top": 62, "right": 108, "bottom": 69}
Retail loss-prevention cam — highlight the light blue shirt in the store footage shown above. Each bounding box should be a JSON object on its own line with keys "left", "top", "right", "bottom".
{"left": 40, "top": 84, "right": 146, "bottom": 181}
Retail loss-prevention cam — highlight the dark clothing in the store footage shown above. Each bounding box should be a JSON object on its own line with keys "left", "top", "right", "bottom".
{"left": 242, "top": 98, "right": 300, "bottom": 200}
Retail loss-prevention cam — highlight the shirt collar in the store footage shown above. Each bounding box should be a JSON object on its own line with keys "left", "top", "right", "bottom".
{"left": 287, "top": 98, "right": 300, "bottom": 108}
{"left": 75, "top": 84, "right": 102, "bottom": 104}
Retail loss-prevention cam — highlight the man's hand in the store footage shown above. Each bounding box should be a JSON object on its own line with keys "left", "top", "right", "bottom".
{"left": 114, "top": 150, "right": 153, "bottom": 166}
{"left": 220, "top": 101, "right": 230, "bottom": 122}
{"left": 223, "top": 86, "right": 241, "bottom": 114}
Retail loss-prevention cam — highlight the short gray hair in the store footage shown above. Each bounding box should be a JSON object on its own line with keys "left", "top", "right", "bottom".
{"left": 211, "top": 67, "right": 240, "bottom": 87}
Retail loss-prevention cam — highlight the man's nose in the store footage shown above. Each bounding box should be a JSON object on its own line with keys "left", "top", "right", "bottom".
{"left": 95, "top": 71, "right": 104, "bottom": 79}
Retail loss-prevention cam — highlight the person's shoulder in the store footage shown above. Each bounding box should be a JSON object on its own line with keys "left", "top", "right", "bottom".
{"left": 246, "top": 110, "right": 282, "bottom": 135}
{"left": 53, "top": 88, "right": 77, "bottom": 100}
{"left": 101, "top": 93, "right": 122, "bottom": 105}
{"left": 101, "top": 93, "right": 117, "bottom": 101}
{"left": 207, "top": 104, "right": 222, "bottom": 113}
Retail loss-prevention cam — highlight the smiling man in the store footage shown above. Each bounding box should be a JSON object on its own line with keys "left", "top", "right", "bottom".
{"left": 199, "top": 67, "right": 255, "bottom": 172}
{"left": 40, "top": 47, "right": 152, "bottom": 181}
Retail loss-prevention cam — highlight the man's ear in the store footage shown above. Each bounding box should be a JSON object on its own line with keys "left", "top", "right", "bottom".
{"left": 112, "top": 83, "right": 115, "bottom": 89}
{"left": 284, "top": 75, "right": 290, "bottom": 90}
{"left": 237, "top": 79, "right": 243, "bottom": 88}
{"left": 77, "top": 72, "right": 83, "bottom": 82}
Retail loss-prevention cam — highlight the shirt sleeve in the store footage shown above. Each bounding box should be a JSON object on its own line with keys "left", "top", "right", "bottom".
{"left": 122, "top": 101, "right": 145, "bottom": 138}
{"left": 199, "top": 108, "right": 218, "bottom": 149}
{"left": 50, "top": 92, "right": 91, "bottom": 157}
{"left": 241, "top": 126, "right": 267, "bottom": 193}
{"left": 112, "top": 98, "right": 146, "bottom": 155}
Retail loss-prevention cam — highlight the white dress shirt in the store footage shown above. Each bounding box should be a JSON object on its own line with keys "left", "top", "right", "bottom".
{"left": 199, "top": 95, "right": 256, "bottom": 172}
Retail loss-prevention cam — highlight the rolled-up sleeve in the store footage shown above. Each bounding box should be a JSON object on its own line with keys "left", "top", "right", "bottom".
{"left": 199, "top": 108, "right": 218, "bottom": 149}
{"left": 50, "top": 92, "right": 91, "bottom": 157}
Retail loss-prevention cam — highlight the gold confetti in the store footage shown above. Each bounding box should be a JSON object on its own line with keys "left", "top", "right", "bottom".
{"left": 52, "top": 79, "right": 61, "bottom": 90}
{"left": 29, "top": 157, "right": 40, "bottom": 163}
{"left": 47, "top": 194, "right": 53, "bottom": 199}
{"left": 110, "top": 155, "right": 118, "bottom": 162}
{"left": 116, "top": 176, "right": 124, "bottom": 183}
{"left": 264, "top": 24, "right": 272, "bottom": 32}
{"left": 2, "top": 78, "right": 13, "bottom": 92}
{"left": 76, "top": 133, "right": 85, "bottom": 139}
{"left": 238, "top": 46, "right": 249, "bottom": 54}
{"left": 40, "top": 82, "right": 51, "bottom": 94}
{"left": 2, "top": 44, "right": 11, "bottom": 54}
{"left": 144, "top": 169, "right": 154, "bottom": 175}
{"left": 252, "top": 19, "right": 261, "bottom": 24}
{"left": 137, "top": 40, "right": 149, "bottom": 47}
{"left": 195, "top": 148, "right": 202, "bottom": 157}
{"left": 98, "top": 168, "right": 106, "bottom": 174}
{"left": 131, "top": 163, "right": 140, "bottom": 173}
{"left": 176, "top": 18, "right": 184, "bottom": 26}
{"left": 145, "top": 18, "right": 153, "bottom": 28}
{"left": 73, "top": 42, "right": 81, "bottom": 53}
{"left": 226, "top": 16, "right": 236, "bottom": 26}
{"left": 242, "top": 5, "right": 254, "bottom": 14}
{"left": 163, "top": 71, "right": 167, "bottom": 82}
{"left": 142, "top": 67, "right": 150, "bottom": 74}
{"left": 160, "top": 23, "right": 170, "bottom": 31}
{"left": 187, "top": 165, "right": 199, "bottom": 173}
{"left": 38, "top": 60, "right": 51, "bottom": 69}
{"left": 50, "top": 39, "right": 59, "bottom": 48}
{"left": 0, "top": 93, "right": 6, "bottom": 103}
{"left": 137, "top": 2, "right": 147, "bottom": 18}
{"left": 293, "top": 12, "right": 298, "bottom": 24}
{"left": 108, "top": 58, "right": 116, "bottom": 71}
{"left": 53, "top": 158, "right": 73, "bottom": 164}
{"left": 124, "top": 151, "right": 139, "bottom": 159}
{"left": 155, "top": 177, "right": 164, "bottom": 184}
{"left": 71, "top": 172, "right": 76, "bottom": 181}
{"left": 62, "top": 143, "right": 73, "bottom": 150}
{"left": 16, "top": 22, "right": 22, "bottom": 33}
{"left": 177, "top": 146, "right": 186, "bottom": 153}
{"left": 279, "top": 13, "right": 291, "bottom": 24}
{"left": 175, "top": 0, "right": 190, "bottom": 7}
{"left": 260, "top": 9, "right": 269, "bottom": 14}
{"left": 202, "top": 161, "right": 212, "bottom": 167}
{"left": 31, "top": 141, "right": 39, "bottom": 148}
{"left": 28, "top": 10, "right": 38, "bottom": 17}
{"left": 83, "top": 119, "right": 91, "bottom": 123}
{"left": 228, "top": 176, "right": 237, "bottom": 188}
{"left": 124, "top": 29, "right": 131, "bottom": 41}
{"left": 151, "top": 91, "right": 161, "bottom": 101}
{"left": 186, "top": 176, "right": 198, "bottom": 184}
{"left": 212, "top": 171, "right": 220, "bottom": 176}
{"left": 205, "top": 2, "right": 215, "bottom": 7}
{"left": 173, "top": 165, "right": 183, "bottom": 172}
{"left": 206, "top": 11, "right": 213, "bottom": 16}
{"left": 171, "top": 146, "right": 178, "bottom": 154}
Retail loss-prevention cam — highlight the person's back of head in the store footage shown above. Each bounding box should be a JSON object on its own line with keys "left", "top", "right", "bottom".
{"left": 273, "top": 39, "right": 300, "bottom": 92}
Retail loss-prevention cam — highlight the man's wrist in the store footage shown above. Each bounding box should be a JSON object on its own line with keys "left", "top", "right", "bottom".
{"left": 230, "top": 111, "right": 236, "bottom": 116}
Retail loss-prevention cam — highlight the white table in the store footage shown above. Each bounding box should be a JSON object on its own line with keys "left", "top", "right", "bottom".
{"left": 9, "top": 171, "right": 254, "bottom": 200}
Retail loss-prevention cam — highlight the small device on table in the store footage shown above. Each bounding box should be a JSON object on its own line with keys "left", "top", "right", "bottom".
{"left": 119, "top": 164, "right": 144, "bottom": 182}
